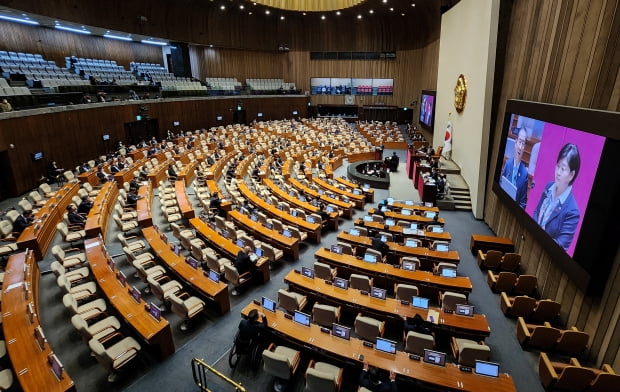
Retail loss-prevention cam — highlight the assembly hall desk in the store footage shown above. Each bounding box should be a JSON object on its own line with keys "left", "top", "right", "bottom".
{"left": 241, "top": 302, "right": 516, "bottom": 392}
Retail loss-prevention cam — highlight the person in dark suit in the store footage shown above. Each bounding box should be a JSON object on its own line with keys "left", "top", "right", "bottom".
{"left": 403, "top": 314, "right": 433, "bottom": 336}
{"left": 390, "top": 152, "right": 400, "bottom": 172}
{"left": 501, "top": 128, "right": 529, "bottom": 208}
{"left": 77, "top": 196, "right": 93, "bottom": 215}
{"left": 126, "top": 189, "right": 141, "bottom": 208}
{"left": 371, "top": 233, "right": 389, "bottom": 257}
{"left": 167, "top": 164, "right": 178, "bottom": 180}
{"left": 67, "top": 205, "right": 86, "bottom": 226}
{"left": 13, "top": 210, "right": 34, "bottom": 235}
{"left": 234, "top": 246, "right": 253, "bottom": 275}
{"left": 532, "top": 143, "right": 581, "bottom": 251}
{"left": 78, "top": 162, "right": 90, "bottom": 174}
{"left": 359, "top": 361, "right": 397, "bottom": 392}
{"left": 210, "top": 192, "right": 224, "bottom": 216}
{"left": 237, "top": 309, "right": 267, "bottom": 349}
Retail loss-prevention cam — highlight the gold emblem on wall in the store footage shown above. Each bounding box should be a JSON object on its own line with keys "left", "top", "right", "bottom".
{"left": 454, "top": 74, "right": 467, "bottom": 113}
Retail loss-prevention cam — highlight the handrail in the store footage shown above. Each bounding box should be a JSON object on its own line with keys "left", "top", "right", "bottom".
{"left": 191, "top": 358, "right": 248, "bottom": 392}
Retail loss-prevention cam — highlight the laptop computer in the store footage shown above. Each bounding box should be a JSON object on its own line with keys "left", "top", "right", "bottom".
{"left": 411, "top": 296, "right": 429, "bottom": 310}
{"left": 475, "top": 360, "right": 500, "bottom": 377}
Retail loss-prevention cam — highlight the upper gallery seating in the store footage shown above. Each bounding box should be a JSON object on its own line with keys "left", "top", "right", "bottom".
{"left": 246, "top": 78, "right": 296, "bottom": 94}
{"left": 67, "top": 57, "right": 138, "bottom": 85}
{"left": 205, "top": 77, "right": 242, "bottom": 94}
{"left": 131, "top": 62, "right": 206, "bottom": 93}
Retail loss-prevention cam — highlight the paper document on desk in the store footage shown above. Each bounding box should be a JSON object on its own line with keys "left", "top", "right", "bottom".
{"left": 427, "top": 310, "right": 440, "bottom": 324}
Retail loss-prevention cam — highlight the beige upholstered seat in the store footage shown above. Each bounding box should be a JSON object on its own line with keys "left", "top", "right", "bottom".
{"left": 394, "top": 283, "right": 419, "bottom": 301}
{"left": 404, "top": 330, "right": 435, "bottom": 356}
{"left": 350, "top": 274, "right": 372, "bottom": 292}
{"left": 89, "top": 335, "right": 141, "bottom": 382}
{"left": 51, "top": 244, "right": 86, "bottom": 269}
{"left": 337, "top": 242, "right": 355, "bottom": 256}
{"left": 51, "top": 261, "right": 90, "bottom": 284}
{"left": 314, "top": 261, "right": 337, "bottom": 281}
{"left": 263, "top": 344, "right": 301, "bottom": 391}
{"left": 147, "top": 276, "right": 183, "bottom": 306}
{"left": 57, "top": 275, "right": 97, "bottom": 301}
{"left": 169, "top": 292, "right": 205, "bottom": 331}
{"left": 450, "top": 337, "right": 491, "bottom": 367}
{"left": 224, "top": 263, "right": 251, "bottom": 296}
{"left": 39, "top": 183, "right": 56, "bottom": 198}
{"left": 56, "top": 222, "right": 86, "bottom": 245}
{"left": 278, "top": 289, "right": 308, "bottom": 314}
{"left": 72, "top": 314, "right": 121, "bottom": 343}
{"left": 440, "top": 291, "right": 467, "bottom": 312}
{"left": 304, "top": 360, "right": 343, "bottom": 392}
{"left": 312, "top": 303, "right": 341, "bottom": 328}
{"left": 63, "top": 294, "right": 107, "bottom": 321}
{"left": 354, "top": 313, "right": 385, "bottom": 342}
{"left": 261, "top": 243, "right": 283, "bottom": 263}
{"left": 0, "top": 369, "right": 13, "bottom": 391}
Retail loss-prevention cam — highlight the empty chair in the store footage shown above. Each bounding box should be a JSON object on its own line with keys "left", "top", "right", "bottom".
{"left": 18, "top": 198, "right": 39, "bottom": 214}
{"left": 288, "top": 227, "right": 308, "bottom": 242}
{"left": 171, "top": 223, "right": 194, "bottom": 249}
{"left": 224, "top": 263, "right": 251, "bottom": 296}
{"left": 262, "top": 343, "right": 301, "bottom": 392}
{"left": 132, "top": 259, "right": 166, "bottom": 289}
{"left": 337, "top": 242, "right": 355, "bottom": 256}
{"left": 205, "top": 252, "right": 232, "bottom": 274}
{"left": 314, "top": 261, "right": 337, "bottom": 281}
{"left": 147, "top": 275, "right": 183, "bottom": 307}
{"left": 50, "top": 261, "right": 90, "bottom": 284}
{"left": 56, "top": 222, "right": 86, "bottom": 245}
{"left": 278, "top": 289, "right": 307, "bottom": 314}
{"left": 304, "top": 360, "right": 343, "bottom": 392}
{"left": 450, "top": 337, "right": 491, "bottom": 367}
{"left": 0, "top": 369, "right": 13, "bottom": 391}
{"left": 354, "top": 313, "right": 385, "bottom": 342}
{"left": 531, "top": 299, "right": 561, "bottom": 324}
{"left": 63, "top": 294, "right": 107, "bottom": 321}
{"left": 168, "top": 292, "right": 205, "bottom": 331}
{"left": 57, "top": 274, "right": 97, "bottom": 301}
{"left": 516, "top": 317, "right": 561, "bottom": 351}
{"left": 513, "top": 274, "right": 538, "bottom": 296}
{"left": 39, "top": 183, "right": 56, "bottom": 198}
{"left": 261, "top": 243, "right": 283, "bottom": 264}
{"left": 349, "top": 274, "right": 372, "bottom": 292}
{"left": 440, "top": 291, "right": 467, "bottom": 312}
{"left": 312, "top": 303, "right": 340, "bottom": 328}
{"left": 51, "top": 244, "right": 86, "bottom": 269}
{"left": 555, "top": 327, "right": 589, "bottom": 357}
{"left": 117, "top": 233, "right": 148, "bottom": 255}
{"left": 89, "top": 334, "right": 141, "bottom": 382}
{"left": 0, "top": 220, "right": 19, "bottom": 257}
{"left": 499, "top": 253, "right": 521, "bottom": 272}
{"left": 477, "top": 249, "right": 502, "bottom": 270}
{"left": 372, "top": 214, "right": 384, "bottom": 223}
{"left": 500, "top": 293, "right": 537, "bottom": 318}
{"left": 538, "top": 352, "right": 596, "bottom": 392}
{"left": 28, "top": 191, "right": 47, "bottom": 207}
{"left": 487, "top": 271, "right": 518, "bottom": 293}
{"left": 588, "top": 364, "right": 620, "bottom": 392}
{"left": 435, "top": 262, "right": 458, "bottom": 275}
{"left": 82, "top": 182, "right": 100, "bottom": 197}
{"left": 394, "top": 283, "right": 419, "bottom": 301}
{"left": 72, "top": 314, "right": 121, "bottom": 343}
{"left": 404, "top": 330, "right": 435, "bottom": 356}
{"left": 114, "top": 215, "right": 139, "bottom": 232}
{"left": 114, "top": 204, "right": 137, "bottom": 221}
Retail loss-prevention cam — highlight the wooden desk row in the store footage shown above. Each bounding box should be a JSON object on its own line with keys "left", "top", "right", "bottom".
{"left": 17, "top": 182, "right": 79, "bottom": 259}
{"left": 137, "top": 182, "right": 153, "bottom": 227}
{"left": 237, "top": 183, "right": 322, "bottom": 243}
{"left": 286, "top": 177, "right": 354, "bottom": 219}
{"left": 312, "top": 177, "right": 366, "bottom": 210}
{"left": 352, "top": 218, "right": 452, "bottom": 245}
{"left": 315, "top": 247, "right": 472, "bottom": 298}
{"left": 84, "top": 182, "right": 118, "bottom": 240}
{"left": 228, "top": 210, "right": 300, "bottom": 261}
{"left": 333, "top": 175, "right": 375, "bottom": 203}
{"left": 469, "top": 234, "right": 515, "bottom": 256}
{"left": 284, "top": 270, "right": 490, "bottom": 340}
{"left": 336, "top": 232, "right": 460, "bottom": 268}
{"left": 368, "top": 208, "right": 445, "bottom": 226}
{"left": 175, "top": 180, "right": 195, "bottom": 219}
{"left": 3, "top": 251, "right": 76, "bottom": 391}
{"left": 190, "top": 217, "right": 270, "bottom": 283}
{"left": 241, "top": 302, "right": 515, "bottom": 392}
{"left": 142, "top": 227, "right": 230, "bottom": 313}
{"left": 85, "top": 237, "right": 175, "bottom": 359}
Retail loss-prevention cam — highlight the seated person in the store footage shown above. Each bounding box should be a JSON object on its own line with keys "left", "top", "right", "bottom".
{"left": 237, "top": 309, "right": 267, "bottom": 351}
{"left": 234, "top": 246, "right": 254, "bottom": 275}
{"left": 359, "top": 361, "right": 397, "bottom": 392}
{"left": 13, "top": 210, "right": 35, "bottom": 235}
{"left": 78, "top": 162, "right": 90, "bottom": 174}
{"left": 371, "top": 233, "right": 389, "bottom": 257}
{"left": 129, "top": 177, "right": 141, "bottom": 192}
{"left": 96, "top": 165, "right": 113, "bottom": 183}
{"left": 126, "top": 190, "right": 142, "bottom": 208}
{"left": 109, "top": 159, "right": 121, "bottom": 173}
{"left": 209, "top": 192, "right": 224, "bottom": 216}
{"left": 403, "top": 314, "right": 433, "bottom": 336}
{"left": 317, "top": 203, "right": 329, "bottom": 222}
{"left": 167, "top": 164, "right": 178, "bottom": 180}
{"left": 77, "top": 196, "right": 93, "bottom": 215}
{"left": 67, "top": 205, "right": 86, "bottom": 226}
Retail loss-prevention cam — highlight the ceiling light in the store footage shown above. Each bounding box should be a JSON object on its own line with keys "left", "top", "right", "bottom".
{"left": 390, "top": 7, "right": 394, "bottom": 11}
{"left": 252, "top": 0, "right": 364, "bottom": 12}
{"left": 103, "top": 33, "right": 132, "bottom": 41}
{"left": 141, "top": 39, "right": 168, "bottom": 46}
{"left": 401, "top": 13, "right": 405, "bottom": 16}
{"left": 369, "top": 9, "right": 374, "bottom": 14}
{"left": 321, "top": 15, "right": 326, "bottom": 20}
{"left": 280, "top": 15, "right": 285, "bottom": 20}
{"left": 265, "top": 10, "right": 270, "bottom": 15}
{"left": 220, "top": 5, "right": 225, "bottom": 10}
{"left": 239, "top": 5, "right": 244, "bottom": 9}
{"left": 249, "top": 11, "right": 253, "bottom": 14}
{"left": 336, "top": 11, "right": 341, "bottom": 15}
{"left": 55, "top": 24, "right": 91, "bottom": 34}
{"left": 411, "top": 3, "right": 416, "bottom": 6}
{"left": 357, "top": 14, "right": 362, "bottom": 19}
{"left": 0, "top": 14, "right": 39, "bottom": 25}
{"left": 383, "top": 0, "right": 388, "bottom": 3}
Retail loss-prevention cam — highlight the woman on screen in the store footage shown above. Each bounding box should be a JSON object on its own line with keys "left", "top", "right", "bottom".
{"left": 532, "top": 143, "right": 581, "bottom": 251}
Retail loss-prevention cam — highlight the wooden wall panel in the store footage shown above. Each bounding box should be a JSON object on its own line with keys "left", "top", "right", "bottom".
{"left": 0, "top": 21, "right": 162, "bottom": 70}
{"left": 485, "top": 0, "right": 620, "bottom": 368}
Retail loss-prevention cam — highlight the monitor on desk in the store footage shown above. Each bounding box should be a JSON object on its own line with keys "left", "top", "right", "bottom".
{"left": 326, "top": 206, "right": 335, "bottom": 213}
{"left": 370, "top": 287, "right": 387, "bottom": 300}
{"left": 149, "top": 303, "right": 162, "bottom": 321}
{"left": 250, "top": 214, "right": 258, "bottom": 222}
{"left": 385, "top": 218, "right": 395, "bottom": 226}
{"left": 363, "top": 253, "right": 377, "bottom": 263}
{"left": 301, "top": 266, "right": 315, "bottom": 279}
{"left": 405, "top": 200, "right": 414, "bottom": 205}
{"left": 173, "top": 245, "right": 181, "bottom": 256}
{"left": 402, "top": 228, "right": 415, "bottom": 235}
{"left": 405, "top": 238, "right": 419, "bottom": 248}
{"left": 255, "top": 248, "right": 264, "bottom": 258}
{"left": 262, "top": 296, "right": 276, "bottom": 312}
{"left": 363, "top": 183, "right": 370, "bottom": 189}
{"left": 423, "top": 349, "right": 446, "bottom": 366}
{"left": 264, "top": 222, "right": 273, "bottom": 230}
{"left": 300, "top": 196, "right": 306, "bottom": 202}
{"left": 332, "top": 323, "right": 350, "bottom": 340}
{"left": 425, "top": 211, "right": 436, "bottom": 219}
{"left": 34, "top": 325, "right": 46, "bottom": 350}
{"left": 431, "top": 226, "right": 444, "bottom": 233}
{"left": 435, "top": 243, "right": 449, "bottom": 252}
{"left": 48, "top": 353, "right": 64, "bottom": 380}
{"left": 363, "top": 215, "right": 373, "bottom": 222}
{"left": 130, "top": 285, "right": 141, "bottom": 303}
{"left": 282, "top": 229, "right": 292, "bottom": 238}
{"left": 387, "top": 197, "right": 395, "bottom": 204}
{"left": 475, "top": 360, "right": 500, "bottom": 378}
{"left": 291, "top": 210, "right": 298, "bottom": 217}
{"left": 410, "top": 223, "right": 418, "bottom": 230}
{"left": 380, "top": 235, "right": 388, "bottom": 243}
{"left": 441, "top": 268, "right": 457, "bottom": 278}
{"left": 380, "top": 206, "right": 388, "bottom": 212}
{"left": 375, "top": 337, "right": 397, "bottom": 355}
{"left": 401, "top": 209, "right": 412, "bottom": 216}
{"left": 402, "top": 260, "right": 417, "bottom": 271}
{"left": 333, "top": 277, "right": 348, "bottom": 289}
{"left": 330, "top": 245, "right": 343, "bottom": 254}
{"left": 411, "top": 296, "right": 429, "bottom": 310}
{"left": 209, "top": 269, "right": 220, "bottom": 283}
{"left": 107, "top": 257, "right": 115, "bottom": 271}
{"left": 221, "top": 230, "right": 230, "bottom": 239}
{"left": 349, "top": 228, "right": 360, "bottom": 236}
{"left": 235, "top": 239, "right": 245, "bottom": 248}
{"left": 186, "top": 256, "right": 199, "bottom": 269}
{"left": 425, "top": 202, "right": 434, "bottom": 207}
{"left": 208, "top": 222, "right": 217, "bottom": 231}
{"left": 455, "top": 304, "right": 475, "bottom": 316}
{"left": 306, "top": 216, "right": 315, "bottom": 223}
{"left": 293, "top": 310, "right": 311, "bottom": 327}
{"left": 353, "top": 189, "right": 362, "bottom": 195}
{"left": 318, "top": 189, "right": 325, "bottom": 195}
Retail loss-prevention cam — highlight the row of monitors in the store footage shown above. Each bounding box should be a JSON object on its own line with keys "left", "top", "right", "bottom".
{"left": 347, "top": 230, "right": 448, "bottom": 252}
{"left": 362, "top": 216, "right": 444, "bottom": 233}
{"left": 32, "top": 326, "right": 68, "bottom": 381}
{"left": 257, "top": 298, "right": 495, "bottom": 376}
{"left": 377, "top": 207, "right": 438, "bottom": 219}
{"left": 327, "top": 247, "right": 455, "bottom": 274}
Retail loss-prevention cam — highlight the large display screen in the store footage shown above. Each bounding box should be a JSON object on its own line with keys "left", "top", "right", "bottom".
{"left": 419, "top": 90, "right": 436, "bottom": 129}
{"left": 310, "top": 77, "right": 393, "bottom": 96}
{"left": 493, "top": 100, "right": 620, "bottom": 295}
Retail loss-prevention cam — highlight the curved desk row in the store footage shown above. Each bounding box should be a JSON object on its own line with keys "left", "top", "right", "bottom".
{"left": 314, "top": 247, "right": 472, "bottom": 298}
{"left": 368, "top": 208, "right": 444, "bottom": 226}
{"left": 175, "top": 180, "right": 195, "bottom": 219}
{"left": 84, "top": 181, "right": 118, "bottom": 240}
{"left": 137, "top": 182, "right": 153, "bottom": 227}
{"left": 352, "top": 218, "right": 452, "bottom": 246}
{"left": 2, "top": 251, "right": 76, "bottom": 391}
{"left": 241, "top": 302, "right": 515, "bottom": 392}
{"left": 142, "top": 227, "right": 230, "bottom": 313}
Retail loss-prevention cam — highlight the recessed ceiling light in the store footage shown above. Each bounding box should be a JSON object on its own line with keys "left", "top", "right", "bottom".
{"left": 382, "top": 0, "right": 388, "bottom": 3}
{"left": 209, "top": 44, "right": 213, "bottom": 48}
{"left": 239, "top": 5, "right": 244, "bottom": 9}
{"left": 412, "top": 3, "right": 416, "bottom": 6}
{"left": 369, "top": 9, "right": 374, "bottom": 14}
{"left": 357, "top": 14, "right": 362, "bottom": 19}
{"left": 265, "top": 10, "right": 270, "bottom": 15}
{"left": 390, "top": 7, "right": 394, "bottom": 11}
{"left": 249, "top": 11, "right": 253, "bottom": 14}
{"left": 321, "top": 15, "right": 326, "bottom": 20}
{"left": 336, "top": 11, "right": 341, "bottom": 15}
{"left": 302, "top": 12, "right": 306, "bottom": 15}
{"left": 220, "top": 5, "right": 225, "bottom": 10}
{"left": 401, "top": 13, "right": 405, "bottom": 16}
{"left": 280, "top": 15, "right": 285, "bottom": 20}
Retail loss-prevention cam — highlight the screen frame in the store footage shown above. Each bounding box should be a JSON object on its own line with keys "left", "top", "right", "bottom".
{"left": 375, "top": 337, "right": 397, "bottom": 355}
{"left": 261, "top": 296, "right": 276, "bottom": 312}
{"left": 331, "top": 323, "right": 351, "bottom": 340}
{"left": 423, "top": 349, "right": 446, "bottom": 366}
{"left": 293, "top": 310, "right": 311, "bottom": 327}
{"left": 419, "top": 90, "right": 436, "bottom": 129}
{"left": 492, "top": 99, "right": 620, "bottom": 295}
{"left": 474, "top": 360, "right": 500, "bottom": 377}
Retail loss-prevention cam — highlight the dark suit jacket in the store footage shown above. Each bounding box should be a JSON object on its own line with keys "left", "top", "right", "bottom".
{"left": 13, "top": 215, "right": 32, "bottom": 235}
{"left": 359, "top": 370, "right": 397, "bottom": 392}
{"left": 532, "top": 182, "right": 580, "bottom": 251}
{"left": 235, "top": 251, "right": 252, "bottom": 275}
{"left": 501, "top": 160, "right": 529, "bottom": 208}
